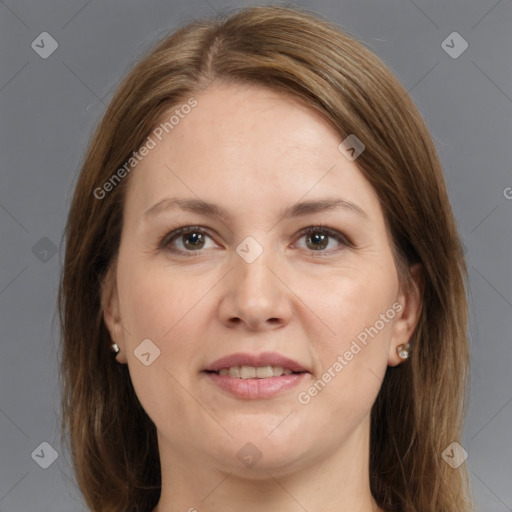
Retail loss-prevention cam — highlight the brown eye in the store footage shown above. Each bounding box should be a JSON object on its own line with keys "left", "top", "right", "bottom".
{"left": 161, "top": 226, "right": 216, "bottom": 254}
{"left": 181, "top": 231, "right": 205, "bottom": 250}
{"left": 160, "top": 224, "right": 351, "bottom": 257}
{"left": 306, "top": 231, "right": 329, "bottom": 250}
{"left": 296, "top": 226, "right": 351, "bottom": 253}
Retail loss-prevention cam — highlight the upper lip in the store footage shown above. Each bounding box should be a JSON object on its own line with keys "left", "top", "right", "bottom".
{"left": 204, "top": 352, "right": 309, "bottom": 373}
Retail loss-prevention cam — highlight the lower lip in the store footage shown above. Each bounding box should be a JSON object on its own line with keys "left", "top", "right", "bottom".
{"left": 204, "top": 372, "right": 307, "bottom": 399}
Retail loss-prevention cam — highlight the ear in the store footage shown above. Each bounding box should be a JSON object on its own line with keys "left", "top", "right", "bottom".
{"left": 388, "top": 263, "right": 424, "bottom": 367}
{"left": 101, "top": 263, "right": 128, "bottom": 364}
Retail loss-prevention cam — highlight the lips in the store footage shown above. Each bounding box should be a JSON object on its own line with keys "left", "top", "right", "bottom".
{"left": 202, "top": 352, "right": 310, "bottom": 399}
{"left": 203, "top": 352, "right": 309, "bottom": 374}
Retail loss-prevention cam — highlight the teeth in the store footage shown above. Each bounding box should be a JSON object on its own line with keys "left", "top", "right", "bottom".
{"left": 256, "top": 366, "right": 274, "bottom": 378}
{"left": 227, "top": 367, "right": 240, "bottom": 378}
{"left": 217, "top": 366, "right": 296, "bottom": 379}
{"left": 240, "top": 366, "right": 256, "bottom": 379}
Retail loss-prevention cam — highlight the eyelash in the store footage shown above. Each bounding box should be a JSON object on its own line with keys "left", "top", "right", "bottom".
{"left": 158, "top": 224, "right": 354, "bottom": 257}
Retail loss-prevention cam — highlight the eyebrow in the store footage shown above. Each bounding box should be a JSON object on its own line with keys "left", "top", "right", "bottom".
{"left": 143, "top": 196, "right": 369, "bottom": 222}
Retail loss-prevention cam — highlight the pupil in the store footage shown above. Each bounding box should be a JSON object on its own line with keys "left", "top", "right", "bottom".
{"left": 184, "top": 232, "right": 203, "bottom": 249}
{"left": 309, "top": 232, "right": 327, "bottom": 250}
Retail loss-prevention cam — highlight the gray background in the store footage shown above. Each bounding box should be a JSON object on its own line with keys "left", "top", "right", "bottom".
{"left": 1, "top": 0, "right": 511, "bottom": 510}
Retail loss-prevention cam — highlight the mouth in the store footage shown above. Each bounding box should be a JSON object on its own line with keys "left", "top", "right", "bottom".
{"left": 202, "top": 352, "right": 310, "bottom": 399}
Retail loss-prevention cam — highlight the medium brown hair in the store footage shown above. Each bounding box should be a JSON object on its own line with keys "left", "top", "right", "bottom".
{"left": 58, "top": 5, "right": 473, "bottom": 511}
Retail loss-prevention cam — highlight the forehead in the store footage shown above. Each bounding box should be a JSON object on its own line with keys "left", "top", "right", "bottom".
{"left": 123, "top": 82, "right": 379, "bottom": 224}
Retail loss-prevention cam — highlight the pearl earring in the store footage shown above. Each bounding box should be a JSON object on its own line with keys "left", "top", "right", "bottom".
{"left": 396, "top": 343, "right": 410, "bottom": 360}
{"left": 111, "top": 343, "right": 120, "bottom": 354}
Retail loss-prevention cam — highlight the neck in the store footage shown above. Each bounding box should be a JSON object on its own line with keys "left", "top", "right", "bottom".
{"left": 153, "top": 415, "right": 382, "bottom": 512}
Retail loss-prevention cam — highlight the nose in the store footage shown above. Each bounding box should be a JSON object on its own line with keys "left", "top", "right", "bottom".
{"left": 217, "top": 242, "right": 293, "bottom": 331}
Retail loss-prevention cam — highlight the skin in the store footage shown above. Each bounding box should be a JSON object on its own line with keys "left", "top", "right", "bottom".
{"left": 102, "top": 81, "right": 423, "bottom": 512}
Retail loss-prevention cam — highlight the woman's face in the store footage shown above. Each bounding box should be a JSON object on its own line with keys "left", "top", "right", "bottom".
{"left": 103, "top": 82, "right": 421, "bottom": 476}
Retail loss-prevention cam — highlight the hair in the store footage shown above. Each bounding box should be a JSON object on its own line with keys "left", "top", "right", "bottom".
{"left": 58, "top": 5, "right": 473, "bottom": 512}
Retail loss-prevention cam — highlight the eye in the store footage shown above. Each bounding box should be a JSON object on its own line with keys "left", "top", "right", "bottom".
{"left": 160, "top": 226, "right": 217, "bottom": 254}
{"left": 159, "top": 224, "right": 352, "bottom": 256}
{"left": 294, "top": 225, "right": 352, "bottom": 253}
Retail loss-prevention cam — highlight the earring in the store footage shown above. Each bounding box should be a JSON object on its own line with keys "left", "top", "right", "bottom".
{"left": 111, "top": 343, "right": 120, "bottom": 354}
{"left": 396, "top": 343, "right": 410, "bottom": 360}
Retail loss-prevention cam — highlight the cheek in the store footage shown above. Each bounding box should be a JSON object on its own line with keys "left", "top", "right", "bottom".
{"left": 301, "top": 261, "right": 398, "bottom": 345}
{"left": 115, "top": 254, "right": 219, "bottom": 396}
{"left": 115, "top": 258, "right": 207, "bottom": 424}
{"left": 297, "top": 263, "right": 398, "bottom": 400}
{"left": 117, "top": 254, "right": 206, "bottom": 341}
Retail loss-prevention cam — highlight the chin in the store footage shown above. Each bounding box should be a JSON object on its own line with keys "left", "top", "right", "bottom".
{"left": 208, "top": 428, "right": 316, "bottom": 477}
